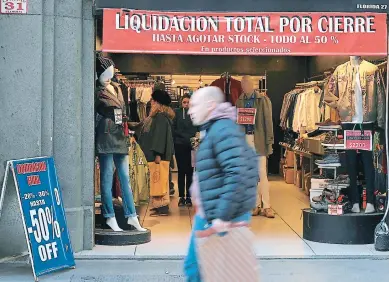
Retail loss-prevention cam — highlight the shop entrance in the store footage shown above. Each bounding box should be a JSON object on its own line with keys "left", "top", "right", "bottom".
{"left": 90, "top": 8, "right": 389, "bottom": 257}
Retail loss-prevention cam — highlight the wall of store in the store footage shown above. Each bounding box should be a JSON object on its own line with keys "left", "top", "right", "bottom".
{"left": 0, "top": 0, "right": 95, "bottom": 258}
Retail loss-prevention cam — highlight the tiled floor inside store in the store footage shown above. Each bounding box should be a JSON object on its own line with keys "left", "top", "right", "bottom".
{"left": 77, "top": 176, "right": 388, "bottom": 258}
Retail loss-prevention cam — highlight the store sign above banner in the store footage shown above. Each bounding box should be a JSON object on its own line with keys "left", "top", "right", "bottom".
{"left": 102, "top": 10, "right": 387, "bottom": 56}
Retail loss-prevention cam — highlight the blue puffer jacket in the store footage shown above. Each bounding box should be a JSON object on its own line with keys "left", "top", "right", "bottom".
{"left": 196, "top": 103, "right": 259, "bottom": 223}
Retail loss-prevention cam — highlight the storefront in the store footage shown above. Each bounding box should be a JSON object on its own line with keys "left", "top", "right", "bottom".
{"left": 0, "top": 0, "right": 388, "bottom": 260}
{"left": 93, "top": 0, "right": 389, "bottom": 250}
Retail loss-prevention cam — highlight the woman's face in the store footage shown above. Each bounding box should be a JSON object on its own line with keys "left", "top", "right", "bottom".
{"left": 182, "top": 98, "right": 190, "bottom": 109}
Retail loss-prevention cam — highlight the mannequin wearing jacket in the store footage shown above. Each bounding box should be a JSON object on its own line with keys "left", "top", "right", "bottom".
{"left": 95, "top": 53, "right": 146, "bottom": 232}
{"left": 324, "top": 56, "right": 386, "bottom": 214}
{"left": 236, "top": 76, "right": 275, "bottom": 218}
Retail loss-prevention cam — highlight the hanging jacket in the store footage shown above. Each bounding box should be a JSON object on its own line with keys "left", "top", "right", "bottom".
{"left": 173, "top": 108, "right": 198, "bottom": 147}
{"left": 210, "top": 77, "right": 243, "bottom": 106}
{"left": 129, "top": 141, "right": 150, "bottom": 206}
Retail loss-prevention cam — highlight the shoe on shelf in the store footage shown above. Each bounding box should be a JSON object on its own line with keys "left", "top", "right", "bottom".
{"left": 312, "top": 188, "right": 336, "bottom": 203}
{"left": 261, "top": 208, "right": 275, "bottom": 218}
{"left": 252, "top": 206, "right": 261, "bottom": 216}
{"left": 185, "top": 198, "right": 193, "bottom": 207}
{"left": 315, "top": 154, "right": 341, "bottom": 167}
{"left": 178, "top": 197, "right": 186, "bottom": 207}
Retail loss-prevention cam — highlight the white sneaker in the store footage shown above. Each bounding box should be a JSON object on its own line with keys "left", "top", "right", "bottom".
{"left": 128, "top": 216, "right": 147, "bottom": 232}
{"left": 106, "top": 217, "right": 123, "bottom": 232}
{"left": 365, "top": 203, "right": 375, "bottom": 214}
{"left": 351, "top": 203, "right": 360, "bottom": 213}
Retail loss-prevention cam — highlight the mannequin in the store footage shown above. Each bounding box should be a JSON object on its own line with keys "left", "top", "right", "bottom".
{"left": 95, "top": 53, "right": 146, "bottom": 232}
{"left": 325, "top": 56, "right": 386, "bottom": 214}
{"left": 236, "top": 76, "right": 275, "bottom": 218}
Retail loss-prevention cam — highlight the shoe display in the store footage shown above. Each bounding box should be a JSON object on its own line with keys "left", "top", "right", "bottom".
{"left": 311, "top": 195, "right": 335, "bottom": 211}
{"left": 185, "top": 197, "right": 193, "bottom": 207}
{"left": 312, "top": 188, "right": 336, "bottom": 202}
{"left": 315, "top": 154, "right": 341, "bottom": 167}
{"left": 178, "top": 197, "right": 186, "bottom": 207}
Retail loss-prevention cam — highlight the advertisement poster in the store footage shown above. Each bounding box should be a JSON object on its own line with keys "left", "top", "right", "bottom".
{"left": 11, "top": 157, "right": 75, "bottom": 279}
{"left": 103, "top": 10, "right": 387, "bottom": 55}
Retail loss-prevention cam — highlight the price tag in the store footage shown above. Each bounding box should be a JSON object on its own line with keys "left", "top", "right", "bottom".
{"left": 344, "top": 130, "right": 373, "bottom": 151}
{"left": 114, "top": 108, "right": 123, "bottom": 125}
{"left": 237, "top": 108, "right": 257, "bottom": 125}
{"left": 1, "top": 0, "right": 27, "bottom": 14}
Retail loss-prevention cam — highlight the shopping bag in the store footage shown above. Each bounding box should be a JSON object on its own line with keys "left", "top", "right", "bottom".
{"left": 148, "top": 161, "right": 169, "bottom": 197}
{"left": 196, "top": 226, "right": 259, "bottom": 282}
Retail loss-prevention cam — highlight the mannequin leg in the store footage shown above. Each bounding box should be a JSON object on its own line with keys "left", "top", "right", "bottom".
{"left": 345, "top": 149, "right": 360, "bottom": 212}
{"left": 258, "top": 156, "right": 270, "bottom": 208}
{"left": 258, "top": 156, "right": 274, "bottom": 218}
{"left": 114, "top": 154, "right": 146, "bottom": 231}
{"left": 99, "top": 154, "right": 123, "bottom": 231}
{"left": 360, "top": 149, "right": 376, "bottom": 213}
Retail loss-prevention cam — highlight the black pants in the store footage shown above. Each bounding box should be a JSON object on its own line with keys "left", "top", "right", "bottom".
{"left": 175, "top": 144, "right": 193, "bottom": 198}
{"left": 342, "top": 123, "right": 375, "bottom": 204}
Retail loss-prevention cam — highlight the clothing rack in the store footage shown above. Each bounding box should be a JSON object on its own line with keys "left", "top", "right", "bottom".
{"left": 295, "top": 80, "right": 325, "bottom": 88}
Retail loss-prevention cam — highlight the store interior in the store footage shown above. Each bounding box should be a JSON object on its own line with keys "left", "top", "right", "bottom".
{"left": 92, "top": 22, "right": 388, "bottom": 255}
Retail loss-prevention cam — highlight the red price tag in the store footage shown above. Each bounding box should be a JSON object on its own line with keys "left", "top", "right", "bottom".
{"left": 1, "top": 0, "right": 27, "bottom": 14}
{"left": 344, "top": 130, "right": 373, "bottom": 151}
{"left": 237, "top": 108, "right": 257, "bottom": 125}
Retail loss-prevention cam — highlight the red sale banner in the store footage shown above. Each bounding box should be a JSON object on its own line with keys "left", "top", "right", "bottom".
{"left": 102, "top": 9, "right": 387, "bottom": 56}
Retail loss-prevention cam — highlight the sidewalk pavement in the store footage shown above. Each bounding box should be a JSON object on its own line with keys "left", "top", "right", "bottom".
{"left": 1, "top": 258, "right": 388, "bottom": 282}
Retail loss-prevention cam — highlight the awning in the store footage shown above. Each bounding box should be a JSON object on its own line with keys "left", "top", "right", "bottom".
{"left": 95, "top": 0, "right": 389, "bottom": 13}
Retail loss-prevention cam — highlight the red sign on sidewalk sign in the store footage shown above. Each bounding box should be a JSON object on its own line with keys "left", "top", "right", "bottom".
{"left": 1, "top": 0, "right": 27, "bottom": 14}
{"left": 102, "top": 9, "right": 387, "bottom": 55}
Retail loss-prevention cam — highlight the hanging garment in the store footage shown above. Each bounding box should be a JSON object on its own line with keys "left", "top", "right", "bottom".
{"left": 211, "top": 77, "right": 243, "bottom": 106}
{"left": 129, "top": 87, "right": 140, "bottom": 122}
{"left": 137, "top": 102, "right": 147, "bottom": 121}
{"left": 129, "top": 141, "right": 150, "bottom": 206}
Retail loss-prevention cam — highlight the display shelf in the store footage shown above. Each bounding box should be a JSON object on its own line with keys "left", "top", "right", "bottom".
{"left": 302, "top": 209, "right": 383, "bottom": 244}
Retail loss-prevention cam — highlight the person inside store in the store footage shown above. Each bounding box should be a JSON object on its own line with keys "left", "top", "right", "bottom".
{"left": 324, "top": 56, "right": 386, "bottom": 214}
{"left": 173, "top": 94, "right": 198, "bottom": 207}
{"left": 95, "top": 53, "right": 146, "bottom": 232}
{"left": 236, "top": 76, "right": 275, "bottom": 218}
{"left": 137, "top": 89, "right": 175, "bottom": 216}
{"left": 184, "top": 86, "right": 258, "bottom": 281}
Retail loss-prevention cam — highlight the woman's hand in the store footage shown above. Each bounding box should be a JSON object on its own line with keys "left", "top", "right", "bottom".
{"left": 155, "top": 155, "right": 161, "bottom": 164}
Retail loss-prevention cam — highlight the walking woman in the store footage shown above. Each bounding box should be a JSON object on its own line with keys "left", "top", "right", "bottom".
{"left": 173, "top": 94, "right": 198, "bottom": 207}
{"left": 138, "top": 90, "right": 175, "bottom": 216}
